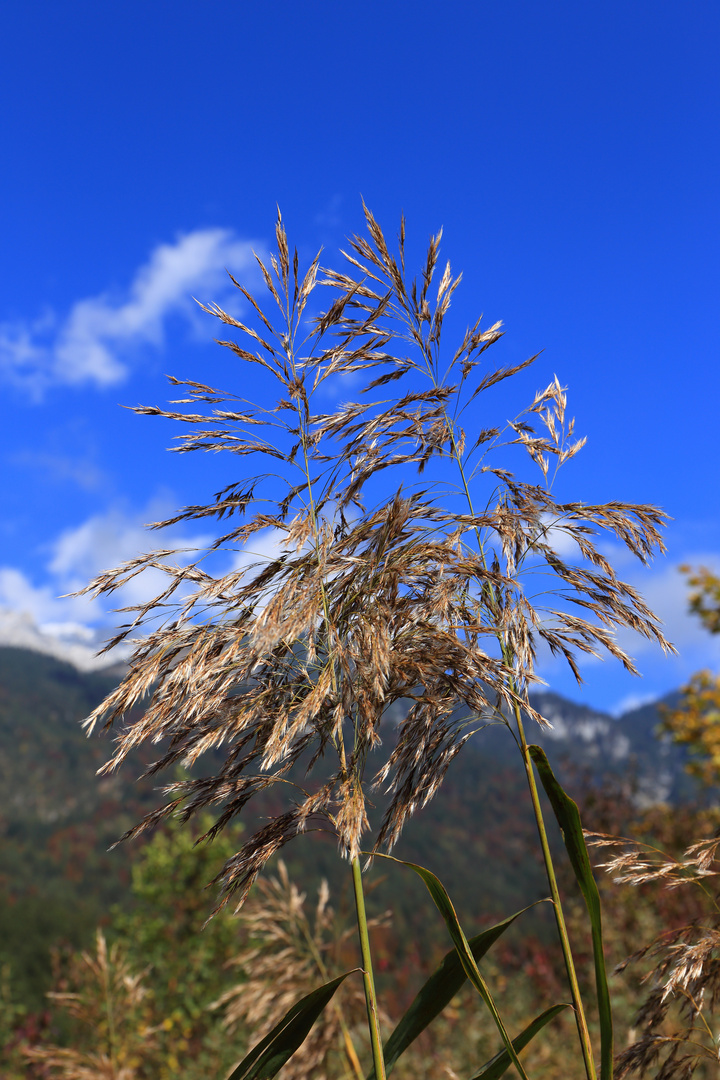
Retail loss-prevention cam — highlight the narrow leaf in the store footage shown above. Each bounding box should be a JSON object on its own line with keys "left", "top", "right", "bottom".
{"left": 528, "top": 745, "right": 613, "bottom": 1080}
{"left": 470, "top": 1003, "right": 570, "bottom": 1080}
{"left": 226, "top": 971, "right": 356, "bottom": 1080}
{"left": 377, "top": 903, "right": 543, "bottom": 1078}
{"left": 374, "top": 854, "right": 530, "bottom": 1080}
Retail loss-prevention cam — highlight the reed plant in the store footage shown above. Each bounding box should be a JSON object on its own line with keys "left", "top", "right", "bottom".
{"left": 80, "top": 205, "right": 673, "bottom": 1079}
{"left": 214, "top": 860, "right": 379, "bottom": 1080}
{"left": 583, "top": 565, "right": 720, "bottom": 1079}
{"left": 588, "top": 832, "right": 720, "bottom": 1078}
{"left": 23, "top": 931, "right": 155, "bottom": 1079}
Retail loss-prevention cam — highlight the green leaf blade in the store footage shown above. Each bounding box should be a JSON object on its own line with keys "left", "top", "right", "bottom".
{"left": 373, "top": 854, "right": 531, "bottom": 1080}
{"left": 377, "top": 904, "right": 540, "bottom": 1078}
{"left": 528, "top": 745, "right": 613, "bottom": 1080}
{"left": 226, "top": 971, "right": 355, "bottom": 1080}
{"left": 470, "top": 1003, "right": 570, "bottom": 1080}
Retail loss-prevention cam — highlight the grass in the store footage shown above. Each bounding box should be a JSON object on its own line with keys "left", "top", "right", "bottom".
{"left": 67, "top": 203, "right": 675, "bottom": 1079}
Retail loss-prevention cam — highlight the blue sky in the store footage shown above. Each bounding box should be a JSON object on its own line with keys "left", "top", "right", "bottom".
{"left": 1, "top": 1, "right": 718, "bottom": 714}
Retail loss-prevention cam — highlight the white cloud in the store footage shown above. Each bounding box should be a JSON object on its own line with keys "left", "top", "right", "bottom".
{"left": 228, "top": 526, "right": 288, "bottom": 574}
{"left": 537, "top": 513, "right": 580, "bottom": 558}
{"left": 10, "top": 448, "right": 107, "bottom": 492}
{"left": 0, "top": 228, "right": 262, "bottom": 395}
{"left": 0, "top": 501, "right": 214, "bottom": 641}
{"left": 0, "top": 496, "right": 316, "bottom": 668}
{"left": 610, "top": 691, "right": 660, "bottom": 718}
{"left": 0, "top": 500, "right": 290, "bottom": 668}
{"left": 47, "top": 503, "right": 215, "bottom": 608}
{"left": 0, "top": 566, "right": 90, "bottom": 625}
{"left": 536, "top": 550, "right": 720, "bottom": 693}
{"left": 0, "top": 607, "right": 127, "bottom": 672}
{"left": 614, "top": 555, "right": 720, "bottom": 663}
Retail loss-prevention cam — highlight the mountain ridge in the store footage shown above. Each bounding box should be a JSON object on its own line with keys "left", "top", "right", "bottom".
{"left": 0, "top": 608, "right": 130, "bottom": 674}
{"left": 0, "top": 643, "right": 703, "bottom": 1006}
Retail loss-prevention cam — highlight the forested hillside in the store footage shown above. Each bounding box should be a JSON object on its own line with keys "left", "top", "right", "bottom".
{"left": 0, "top": 644, "right": 700, "bottom": 1011}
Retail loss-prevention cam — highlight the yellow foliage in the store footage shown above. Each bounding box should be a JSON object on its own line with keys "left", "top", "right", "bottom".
{"left": 660, "top": 670, "right": 720, "bottom": 786}
{"left": 660, "top": 567, "right": 720, "bottom": 787}
{"left": 681, "top": 564, "right": 720, "bottom": 636}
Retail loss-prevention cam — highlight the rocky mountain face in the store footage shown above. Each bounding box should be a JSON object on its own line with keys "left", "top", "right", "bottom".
{"left": 0, "top": 644, "right": 698, "bottom": 844}
{"left": 0, "top": 608, "right": 695, "bottom": 810}
{"left": 527, "top": 690, "right": 696, "bottom": 806}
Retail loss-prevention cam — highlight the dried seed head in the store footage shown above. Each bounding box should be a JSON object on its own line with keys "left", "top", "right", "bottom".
{"left": 215, "top": 861, "right": 379, "bottom": 1080}
{"left": 78, "top": 207, "right": 673, "bottom": 908}
{"left": 589, "top": 829, "right": 720, "bottom": 1077}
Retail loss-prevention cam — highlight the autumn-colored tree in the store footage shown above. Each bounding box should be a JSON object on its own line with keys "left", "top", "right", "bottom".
{"left": 584, "top": 566, "right": 720, "bottom": 1078}
{"left": 660, "top": 566, "right": 720, "bottom": 785}
{"left": 684, "top": 565, "right": 720, "bottom": 635}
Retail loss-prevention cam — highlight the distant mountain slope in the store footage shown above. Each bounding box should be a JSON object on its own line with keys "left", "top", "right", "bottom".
{"left": 0, "top": 608, "right": 130, "bottom": 672}
{"left": 0, "top": 647, "right": 158, "bottom": 1005}
{"left": 528, "top": 690, "right": 696, "bottom": 804}
{"left": 0, "top": 647, "right": 125, "bottom": 829}
{"left": 0, "top": 645, "right": 700, "bottom": 880}
{"left": 0, "top": 644, "right": 703, "bottom": 1006}
{"left": 0, "top": 645, "right": 700, "bottom": 849}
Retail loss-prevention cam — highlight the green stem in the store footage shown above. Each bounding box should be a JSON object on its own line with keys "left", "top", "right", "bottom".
{"left": 298, "top": 915, "right": 364, "bottom": 1080}
{"left": 352, "top": 855, "right": 386, "bottom": 1080}
{"left": 434, "top": 390, "right": 597, "bottom": 1080}
{"left": 514, "top": 701, "right": 597, "bottom": 1080}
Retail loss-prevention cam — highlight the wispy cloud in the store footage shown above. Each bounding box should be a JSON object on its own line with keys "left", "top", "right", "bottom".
{"left": 536, "top": 550, "right": 720, "bottom": 690}
{"left": 0, "top": 566, "right": 85, "bottom": 626}
{"left": 48, "top": 503, "right": 217, "bottom": 610}
{"left": 0, "top": 228, "right": 261, "bottom": 395}
{"left": 614, "top": 554, "right": 720, "bottom": 662}
{"left": 0, "top": 501, "right": 214, "bottom": 629}
{"left": 0, "top": 498, "right": 289, "bottom": 664}
{"left": 10, "top": 447, "right": 108, "bottom": 493}
{"left": 611, "top": 691, "right": 662, "bottom": 718}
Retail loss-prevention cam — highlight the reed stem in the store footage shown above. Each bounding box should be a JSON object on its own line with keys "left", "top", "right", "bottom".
{"left": 513, "top": 702, "right": 597, "bottom": 1080}
{"left": 352, "top": 855, "right": 386, "bottom": 1080}
{"left": 441, "top": 411, "right": 597, "bottom": 1079}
